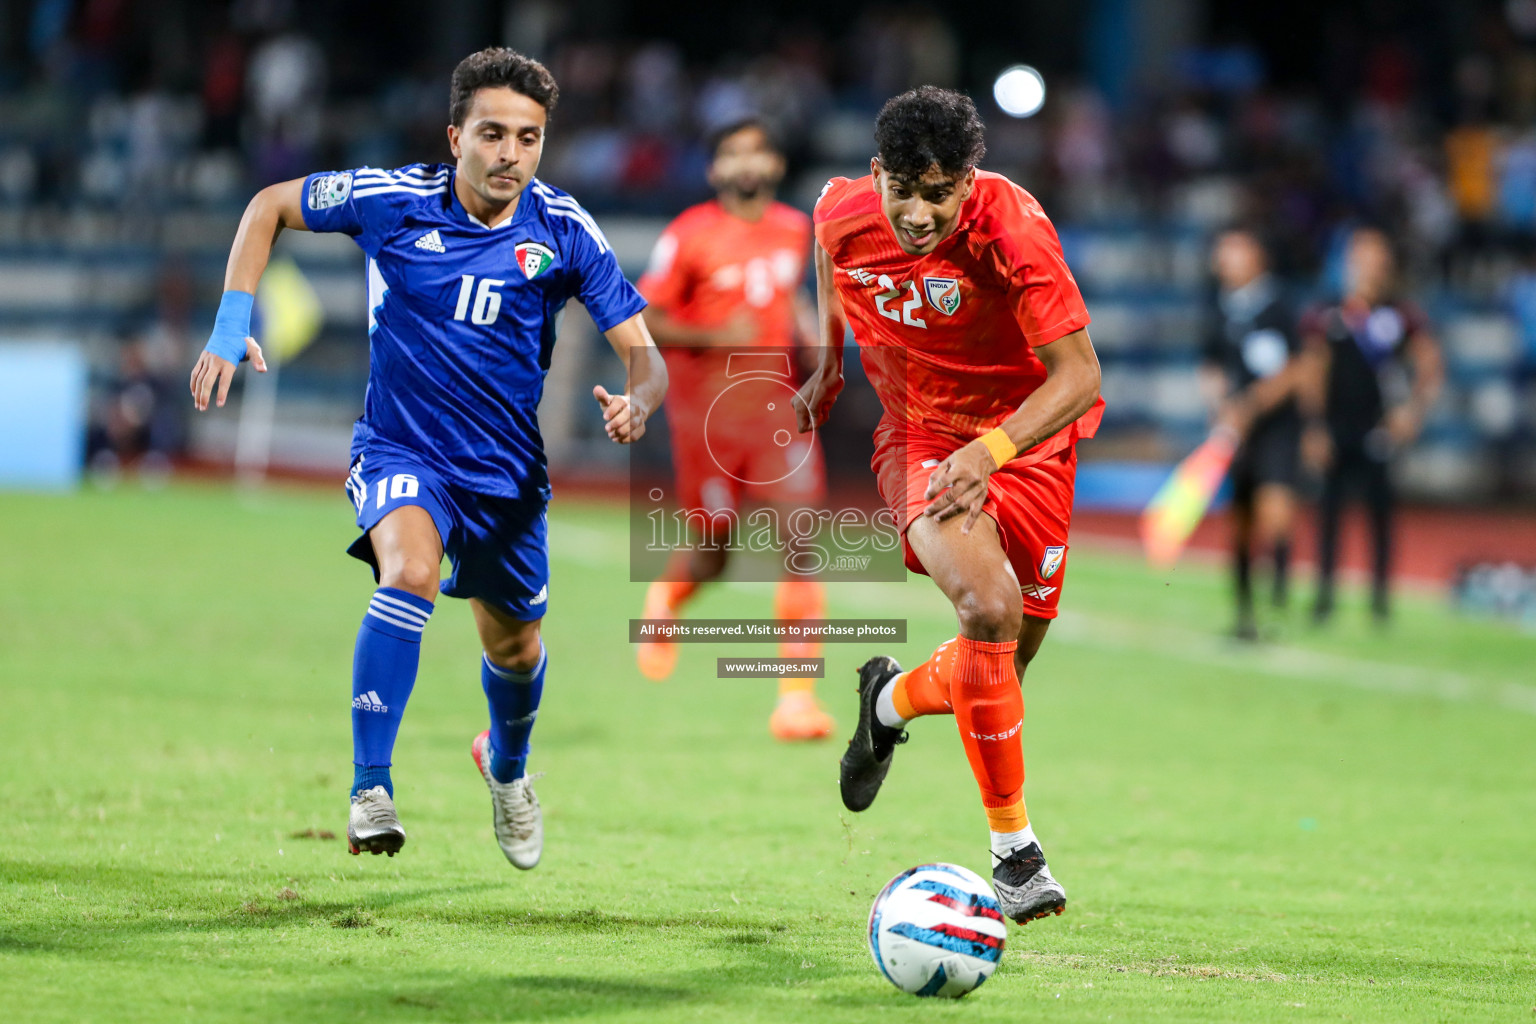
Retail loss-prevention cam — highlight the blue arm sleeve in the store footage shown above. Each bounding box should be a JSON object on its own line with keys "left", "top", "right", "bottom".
{"left": 203, "top": 290, "right": 254, "bottom": 363}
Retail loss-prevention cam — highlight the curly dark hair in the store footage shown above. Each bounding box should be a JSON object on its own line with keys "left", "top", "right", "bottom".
{"left": 873, "top": 86, "right": 986, "bottom": 181}
{"left": 450, "top": 47, "right": 559, "bottom": 126}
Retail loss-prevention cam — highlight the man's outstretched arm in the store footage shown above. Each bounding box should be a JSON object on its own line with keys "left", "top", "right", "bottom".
{"left": 189, "top": 178, "right": 309, "bottom": 410}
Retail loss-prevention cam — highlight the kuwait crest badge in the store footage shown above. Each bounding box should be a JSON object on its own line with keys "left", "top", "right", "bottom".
{"left": 515, "top": 241, "right": 555, "bottom": 280}
{"left": 923, "top": 276, "right": 962, "bottom": 315}
{"left": 1039, "top": 545, "right": 1066, "bottom": 580}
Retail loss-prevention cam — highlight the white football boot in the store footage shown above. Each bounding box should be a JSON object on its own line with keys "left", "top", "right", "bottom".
{"left": 348, "top": 785, "right": 406, "bottom": 856}
{"left": 470, "top": 730, "right": 544, "bottom": 869}
{"left": 991, "top": 841, "right": 1067, "bottom": 923}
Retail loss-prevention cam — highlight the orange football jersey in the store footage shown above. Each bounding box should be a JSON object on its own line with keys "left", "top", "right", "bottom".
{"left": 639, "top": 199, "right": 813, "bottom": 442}
{"left": 639, "top": 199, "right": 810, "bottom": 349}
{"left": 814, "top": 171, "right": 1102, "bottom": 463}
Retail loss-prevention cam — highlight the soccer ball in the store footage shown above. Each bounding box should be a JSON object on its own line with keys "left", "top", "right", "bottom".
{"left": 867, "top": 862, "right": 1007, "bottom": 998}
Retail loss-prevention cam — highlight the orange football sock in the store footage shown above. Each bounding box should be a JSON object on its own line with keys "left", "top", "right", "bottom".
{"left": 774, "top": 580, "right": 824, "bottom": 640}
{"left": 647, "top": 577, "right": 699, "bottom": 614}
{"left": 950, "top": 636, "right": 1029, "bottom": 833}
{"left": 891, "top": 637, "right": 959, "bottom": 719}
{"left": 776, "top": 580, "right": 824, "bottom": 696}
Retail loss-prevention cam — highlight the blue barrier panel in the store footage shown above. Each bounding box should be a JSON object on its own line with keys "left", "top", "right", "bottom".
{"left": 1074, "top": 460, "right": 1232, "bottom": 513}
{"left": 0, "top": 342, "right": 86, "bottom": 489}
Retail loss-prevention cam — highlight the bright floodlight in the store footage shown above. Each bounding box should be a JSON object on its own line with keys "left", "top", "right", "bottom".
{"left": 993, "top": 65, "right": 1046, "bottom": 118}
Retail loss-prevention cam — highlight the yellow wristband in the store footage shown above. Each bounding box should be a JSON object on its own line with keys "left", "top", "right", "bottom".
{"left": 977, "top": 427, "right": 1016, "bottom": 468}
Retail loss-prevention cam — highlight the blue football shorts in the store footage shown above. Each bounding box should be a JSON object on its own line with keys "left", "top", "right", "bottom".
{"left": 344, "top": 447, "right": 550, "bottom": 621}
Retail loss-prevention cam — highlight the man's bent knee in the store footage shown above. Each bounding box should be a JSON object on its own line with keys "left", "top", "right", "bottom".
{"left": 370, "top": 505, "right": 443, "bottom": 601}
{"left": 484, "top": 627, "right": 542, "bottom": 673}
{"left": 380, "top": 557, "right": 440, "bottom": 600}
{"left": 954, "top": 587, "right": 1022, "bottom": 642}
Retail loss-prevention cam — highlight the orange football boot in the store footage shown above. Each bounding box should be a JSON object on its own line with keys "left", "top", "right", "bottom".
{"left": 636, "top": 581, "right": 680, "bottom": 681}
{"left": 769, "top": 689, "right": 835, "bottom": 741}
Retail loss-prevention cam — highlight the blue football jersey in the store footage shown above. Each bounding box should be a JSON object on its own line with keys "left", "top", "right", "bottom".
{"left": 300, "top": 163, "right": 646, "bottom": 500}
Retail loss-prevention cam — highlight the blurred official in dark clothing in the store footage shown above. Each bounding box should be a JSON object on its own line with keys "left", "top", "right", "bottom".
{"left": 1200, "top": 227, "right": 1303, "bottom": 640}
{"left": 1299, "top": 228, "right": 1444, "bottom": 624}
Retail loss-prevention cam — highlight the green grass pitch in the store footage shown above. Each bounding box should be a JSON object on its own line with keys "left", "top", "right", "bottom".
{"left": 1, "top": 483, "right": 1532, "bottom": 1022}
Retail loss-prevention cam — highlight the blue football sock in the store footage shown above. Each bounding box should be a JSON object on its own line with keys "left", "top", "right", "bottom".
{"left": 482, "top": 643, "right": 546, "bottom": 783}
{"left": 352, "top": 764, "right": 393, "bottom": 797}
{"left": 351, "top": 587, "right": 434, "bottom": 797}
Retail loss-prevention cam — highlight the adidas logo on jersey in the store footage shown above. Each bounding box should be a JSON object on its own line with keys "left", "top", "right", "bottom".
{"left": 1020, "top": 584, "right": 1058, "bottom": 601}
{"left": 529, "top": 584, "right": 548, "bottom": 606}
{"left": 414, "top": 230, "right": 446, "bottom": 253}
{"left": 845, "top": 267, "right": 878, "bottom": 286}
{"left": 353, "top": 690, "right": 389, "bottom": 713}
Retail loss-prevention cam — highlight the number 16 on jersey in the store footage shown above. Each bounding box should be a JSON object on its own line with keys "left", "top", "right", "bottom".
{"left": 454, "top": 275, "right": 505, "bottom": 325}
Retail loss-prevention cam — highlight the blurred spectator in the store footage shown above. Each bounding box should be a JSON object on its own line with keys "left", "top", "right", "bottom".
{"left": 83, "top": 257, "right": 196, "bottom": 480}
{"left": 846, "top": 4, "right": 958, "bottom": 102}
{"left": 1446, "top": 119, "right": 1500, "bottom": 226}
{"left": 141, "top": 258, "right": 197, "bottom": 385}
{"left": 624, "top": 43, "right": 687, "bottom": 134}
{"left": 1300, "top": 228, "right": 1445, "bottom": 625}
{"left": 86, "top": 333, "right": 181, "bottom": 484}
{"left": 201, "top": 28, "right": 246, "bottom": 150}
{"left": 245, "top": 30, "right": 326, "bottom": 183}
{"left": 1200, "top": 227, "right": 1303, "bottom": 640}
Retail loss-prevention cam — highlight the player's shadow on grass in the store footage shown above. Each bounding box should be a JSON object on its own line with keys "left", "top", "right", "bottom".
{"left": 2, "top": 866, "right": 799, "bottom": 952}
{"left": 3, "top": 869, "right": 864, "bottom": 1010}
{"left": 260, "top": 931, "right": 837, "bottom": 1021}
{"left": 265, "top": 973, "right": 702, "bottom": 1021}
{"left": 430, "top": 905, "right": 794, "bottom": 935}
{"left": 0, "top": 858, "right": 510, "bottom": 947}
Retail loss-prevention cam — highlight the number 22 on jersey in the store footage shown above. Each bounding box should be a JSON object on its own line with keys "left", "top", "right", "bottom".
{"left": 874, "top": 275, "right": 927, "bottom": 328}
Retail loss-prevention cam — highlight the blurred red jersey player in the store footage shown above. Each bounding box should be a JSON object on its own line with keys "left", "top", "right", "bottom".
{"left": 797, "top": 88, "right": 1103, "bottom": 925}
{"left": 634, "top": 118, "right": 833, "bottom": 741}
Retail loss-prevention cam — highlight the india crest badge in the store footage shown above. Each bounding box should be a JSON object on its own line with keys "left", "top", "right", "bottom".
{"left": 923, "top": 276, "right": 962, "bottom": 316}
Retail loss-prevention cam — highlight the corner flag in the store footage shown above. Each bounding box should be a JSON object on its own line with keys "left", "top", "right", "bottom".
{"left": 1140, "top": 429, "right": 1238, "bottom": 569}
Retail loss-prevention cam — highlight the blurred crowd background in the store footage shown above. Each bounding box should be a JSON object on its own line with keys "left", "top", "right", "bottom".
{"left": 3, "top": 0, "right": 1536, "bottom": 511}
